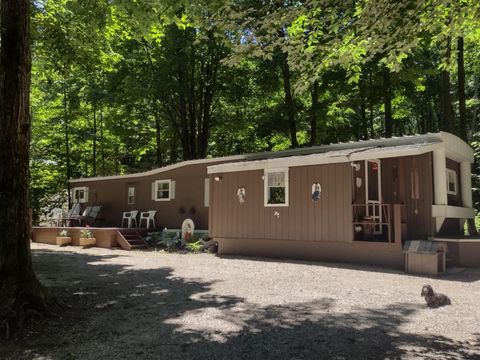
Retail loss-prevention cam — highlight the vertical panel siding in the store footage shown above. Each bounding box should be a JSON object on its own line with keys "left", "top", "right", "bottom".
{"left": 210, "top": 163, "right": 352, "bottom": 243}
{"left": 402, "top": 153, "right": 433, "bottom": 239}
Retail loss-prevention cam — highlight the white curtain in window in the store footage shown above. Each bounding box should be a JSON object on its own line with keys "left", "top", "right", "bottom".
{"left": 268, "top": 172, "right": 285, "bottom": 187}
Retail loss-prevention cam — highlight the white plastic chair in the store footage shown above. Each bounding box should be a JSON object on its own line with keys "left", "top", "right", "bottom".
{"left": 139, "top": 210, "right": 156, "bottom": 229}
{"left": 121, "top": 210, "right": 138, "bottom": 228}
{"left": 48, "top": 208, "right": 63, "bottom": 226}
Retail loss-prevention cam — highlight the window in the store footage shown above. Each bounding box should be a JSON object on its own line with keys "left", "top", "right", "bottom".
{"left": 264, "top": 169, "right": 289, "bottom": 206}
{"left": 446, "top": 169, "right": 457, "bottom": 195}
{"left": 72, "top": 186, "right": 88, "bottom": 203}
{"left": 154, "top": 180, "right": 171, "bottom": 201}
{"left": 127, "top": 187, "right": 135, "bottom": 205}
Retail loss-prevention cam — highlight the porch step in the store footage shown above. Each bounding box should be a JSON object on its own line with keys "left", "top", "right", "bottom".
{"left": 116, "top": 229, "right": 148, "bottom": 250}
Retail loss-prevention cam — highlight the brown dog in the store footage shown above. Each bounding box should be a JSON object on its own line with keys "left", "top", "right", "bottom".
{"left": 421, "top": 284, "right": 451, "bottom": 308}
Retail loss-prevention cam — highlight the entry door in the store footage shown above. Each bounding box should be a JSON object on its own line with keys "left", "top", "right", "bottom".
{"left": 365, "top": 159, "right": 382, "bottom": 234}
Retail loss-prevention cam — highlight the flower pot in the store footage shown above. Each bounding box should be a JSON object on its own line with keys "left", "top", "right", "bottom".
{"left": 56, "top": 236, "right": 71, "bottom": 246}
{"left": 79, "top": 237, "right": 96, "bottom": 247}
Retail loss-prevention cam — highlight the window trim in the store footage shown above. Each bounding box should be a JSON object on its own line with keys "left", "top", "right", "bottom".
{"left": 264, "top": 168, "right": 289, "bottom": 207}
{"left": 154, "top": 179, "right": 171, "bottom": 201}
{"left": 446, "top": 168, "right": 458, "bottom": 195}
{"left": 72, "top": 186, "right": 88, "bottom": 203}
{"left": 127, "top": 186, "right": 135, "bottom": 205}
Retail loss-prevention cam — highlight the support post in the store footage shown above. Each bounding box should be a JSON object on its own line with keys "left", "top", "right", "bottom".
{"left": 433, "top": 149, "right": 448, "bottom": 232}
{"left": 460, "top": 161, "right": 473, "bottom": 208}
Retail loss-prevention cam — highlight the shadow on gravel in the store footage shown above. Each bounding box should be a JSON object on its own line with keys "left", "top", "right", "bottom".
{"left": 2, "top": 248, "right": 479, "bottom": 360}
{"left": 218, "top": 254, "right": 480, "bottom": 283}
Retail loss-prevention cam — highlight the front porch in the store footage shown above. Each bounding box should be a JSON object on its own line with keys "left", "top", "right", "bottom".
{"left": 32, "top": 226, "right": 149, "bottom": 250}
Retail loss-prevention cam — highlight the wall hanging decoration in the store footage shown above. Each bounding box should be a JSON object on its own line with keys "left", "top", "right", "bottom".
{"left": 274, "top": 211, "right": 280, "bottom": 218}
{"left": 237, "top": 187, "right": 246, "bottom": 204}
{"left": 311, "top": 183, "right": 321, "bottom": 202}
{"left": 356, "top": 177, "right": 362, "bottom": 188}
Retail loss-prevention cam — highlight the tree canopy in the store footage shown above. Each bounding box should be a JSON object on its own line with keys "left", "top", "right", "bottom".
{"left": 29, "top": 0, "right": 480, "bottom": 216}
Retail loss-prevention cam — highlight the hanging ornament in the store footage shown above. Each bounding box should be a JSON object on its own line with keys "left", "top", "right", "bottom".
{"left": 237, "top": 187, "right": 246, "bottom": 204}
{"left": 311, "top": 183, "right": 321, "bottom": 202}
{"left": 371, "top": 162, "right": 379, "bottom": 171}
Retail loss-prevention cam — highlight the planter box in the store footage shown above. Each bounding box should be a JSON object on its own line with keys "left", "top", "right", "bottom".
{"left": 79, "top": 238, "right": 96, "bottom": 247}
{"left": 56, "top": 236, "right": 72, "bottom": 246}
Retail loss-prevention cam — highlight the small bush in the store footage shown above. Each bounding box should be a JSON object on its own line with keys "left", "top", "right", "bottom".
{"left": 185, "top": 240, "right": 203, "bottom": 253}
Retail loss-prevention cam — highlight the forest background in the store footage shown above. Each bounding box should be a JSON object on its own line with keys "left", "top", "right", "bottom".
{"left": 30, "top": 0, "right": 480, "bottom": 220}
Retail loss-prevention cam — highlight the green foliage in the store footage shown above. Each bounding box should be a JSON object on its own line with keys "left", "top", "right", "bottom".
{"left": 146, "top": 231, "right": 181, "bottom": 252}
{"left": 185, "top": 240, "right": 203, "bottom": 253}
{"left": 29, "top": 0, "right": 480, "bottom": 215}
{"left": 79, "top": 229, "right": 93, "bottom": 239}
{"left": 58, "top": 229, "right": 69, "bottom": 237}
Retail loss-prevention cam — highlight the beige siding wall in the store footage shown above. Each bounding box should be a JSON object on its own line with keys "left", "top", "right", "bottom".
{"left": 402, "top": 153, "right": 434, "bottom": 239}
{"left": 72, "top": 163, "right": 211, "bottom": 229}
{"left": 210, "top": 163, "right": 353, "bottom": 242}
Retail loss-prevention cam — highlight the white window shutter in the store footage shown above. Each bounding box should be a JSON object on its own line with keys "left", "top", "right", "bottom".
{"left": 204, "top": 178, "right": 209, "bottom": 207}
{"left": 84, "top": 187, "right": 89, "bottom": 203}
{"left": 170, "top": 181, "right": 175, "bottom": 199}
{"left": 151, "top": 182, "right": 156, "bottom": 201}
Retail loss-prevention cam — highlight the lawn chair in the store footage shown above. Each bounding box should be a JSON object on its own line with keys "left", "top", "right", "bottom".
{"left": 47, "top": 208, "right": 63, "bottom": 226}
{"left": 121, "top": 210, "right": 138, "bottom": 228}
{"left": 63, "top": 202, "right": 82, "bottom": 226}
{"left": 139, "top": 210, "right": 157, "bottom": 229}
{"left": 84, "top": 205, "right": 103, "bottom": 226}
{"left": 71, "top": 206, "right": 92, "bottom": 226}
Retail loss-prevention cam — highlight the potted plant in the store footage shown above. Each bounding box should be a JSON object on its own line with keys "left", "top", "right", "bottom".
{"left": 56, "top": 229, "right": 71, "bottom": 246}
{"left": 79, "top": 227, "right": 96, "bottom": 247}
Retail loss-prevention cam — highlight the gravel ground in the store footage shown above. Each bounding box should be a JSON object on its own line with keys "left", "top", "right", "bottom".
{"left": 2, "top": 243, "right": 480, "bottom": 359}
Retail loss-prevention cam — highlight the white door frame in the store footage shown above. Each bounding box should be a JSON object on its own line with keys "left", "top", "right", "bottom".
{"left": 365, "top": 159, "right": 382, "bottom": 234}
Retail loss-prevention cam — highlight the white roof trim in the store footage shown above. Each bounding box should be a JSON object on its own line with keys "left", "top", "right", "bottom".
{"left": 439, "top": 132, "right": 474, "bottom": 163}
{"left": 208, "top": 142, "right": 440, "bottom": 174}
{"left": 70, "top": 155, "right": 246, "bottom": 183}
{"left": 71, "top": 131, "right": 473, "bottom": 182}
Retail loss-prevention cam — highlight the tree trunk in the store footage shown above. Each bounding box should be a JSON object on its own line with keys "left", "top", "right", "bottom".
{"left": 178, "top": 65, "right": 191, "bottom": 160}
{"left": 99, "top": 108, "right": 106, "bottom": 175}
{"left": 457, "top": 36, "right": 467, "bottom": 140}
{"left": 472, "top": 76, "right": 479, "bottom": 134}
{"left": 154, "top": 106, "right": 163, "bottom": 167}
{"left": 188, "top": 42, "right": 197, "bottom": 159}
{"left": 309, "top": 80, "right": 319, "bottom": 145}
{"left": 441, "top": 37, "right": 454, "bottom": 132}
{"left": 63, "top": 79, "right": 71, "bottom": 208}
{"left": 280, "top": 56, "right": 298, "bottom": 148}
{"left": 0, "top": 0, "right": 48, "bottom": 338}
{"left": 368, "top": 69, "right": 375, "bottom": 138}
{"left": 383, "top": 68, "right": 393, "bottom": 138}
{"left": 359, "top": 76, "right": 368, "bottom": 140}
{"left": 92, "top": 102, "right": 97, "bottom": 177}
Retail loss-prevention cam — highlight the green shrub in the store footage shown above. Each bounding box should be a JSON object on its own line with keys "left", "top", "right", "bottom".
{"left": 185, "top": 240, "right": 203, "bottom": 253}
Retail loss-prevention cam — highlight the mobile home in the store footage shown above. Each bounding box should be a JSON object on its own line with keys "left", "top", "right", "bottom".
{"left": 207, "top": 132, "right": 478, "bottom": 269}
{"left": 69, "top": 156, "right": 245, "bottom": 229}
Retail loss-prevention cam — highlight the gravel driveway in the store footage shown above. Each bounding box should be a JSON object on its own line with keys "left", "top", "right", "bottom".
{"left": 2, "top": 243, "right": 480, "bottom": 359}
